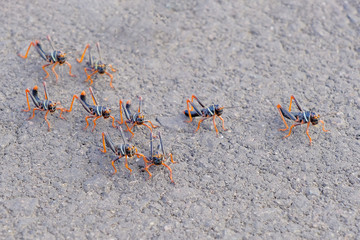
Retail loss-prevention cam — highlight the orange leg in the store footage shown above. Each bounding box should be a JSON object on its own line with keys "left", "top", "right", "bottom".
{"left": 185, "top": 99, "right": 194, "bottom": 123}
{"left": 108, "top": 64, "right": 116, "bottom": 72}
{"left": 277, "top": 104, "right": 289, "bottom": 131}
{"left": 89, "top": 87, "right": 97, "bottom": 105}
{"left": 143, "top": 123, "right": 153, "bottom": 133}
{"left": 100, "top": 132, "right": 107, "bottom": 153}
{"left": 191, "top": 95, "right": 199, "bottom": 102}
{"left": 168, "top": 153, "right": 176, "bottom": 164}
{"left": 44, "top": 110, "right": 51, "bottom": 131}
{"left": 190, "top": 95, "right": 205, "bottom": 107}
{"left": 42, "top": 63, "right": 54, "bottom": 79}
{"left": 218, "top": 116, "right": 227, "bottom": 131}
{"left": 144, "top": 163, "right": 154, "bottom": 180}
{"left": 162, "top": 163, "right": 174, "bottom": 184}
{"left": 76, "top": 44, "right": 90, "bottom": 63}
{"left": 91, "top": 116, "right": 102, "bottom": 132}
{"left": 137, "top": 153, "right": 150, "bottom": 165}
{"left": 42, "top": 82, "right": 48, "bottom": 100}
{"left": 124, "top": 156, "right": 132, "bottom": 173}
{"left": 284, "top": 122, "right": 303, "bottom": 139}
{"left": 146, "top": 120, "right": 158, "bottom": 128}
{"left": 65, "top": 95, "right": 79, "bottom": 112}
{"left": 18, "top": 41, "right": 36, "bottom": 59}
{"left": 195, "top": 117, "right": 207, "bottom": 133}
{"left": 305, "top": 121, "right": 312, "bottom": 145}
{"left": 51, "top": 62, "right": 60, "bottom": 82}
{"left": 86, "top": 70, "right": 98, "bottom": 85}
{"left": 28, "top": 108, "right": 42, "bottom": 120}
{"left": 288, "top": 96, "right": 295, "bottom": 112}
{"left": 126, "top": 121, "right": 134, "bottom": 131}
{"left": 117, "top": 100, "right": 124, "bottom": 124}
{"left": 84, "top": 115, "right": 96, "bottom": 130}
{"left": 129, "top": 123, "right": 137, "bottom": 132}
{"left": 125, "top": 122, "right": 135, "bottom": 140}
{"left": 288, "top": 95, "right": 303, "bottom": 112}
{"left": 212, "top": 115, "right": 219, "bottom": 136}
{"left": 109, "top": 116, "right": 116, "bottom": 128}
{"left": 23, "top": 89, "right": 32, "bottom": 112}
{"left": 111, "top": 156, "right": 121, "bottom": 175}
{"left": 65, "top": 61, "right": 76, "bottom": 77}
{"left": 58, "top": 108, "right": 67, "bottom": 120}
{"left": 105, "top": 72, "right": 114, "bottom": 88}
{"left": 320, "top": 120, "right": 329, "bottom": 132}
{"left": 84, "top": 68, "right": 91, "bottom": 84}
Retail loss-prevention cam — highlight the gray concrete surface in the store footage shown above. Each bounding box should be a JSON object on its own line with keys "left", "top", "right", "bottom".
{"left": 1, "top": 0, "right": 360, "bottom": 239}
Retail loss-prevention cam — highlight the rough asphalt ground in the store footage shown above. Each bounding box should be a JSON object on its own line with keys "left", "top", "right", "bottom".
{"left": 1, "top": 0, "right": 360, "bottom": 239}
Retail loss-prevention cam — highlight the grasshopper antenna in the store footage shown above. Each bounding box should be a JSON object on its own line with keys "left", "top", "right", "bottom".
{"left": 222, "top": 106, "right": 242, "bottom": 109}
{"left": 47, "top": 35, "right": 56, "bottom": 51}
{"left": 96, "top": 42, "right": 102, "bottom": 61}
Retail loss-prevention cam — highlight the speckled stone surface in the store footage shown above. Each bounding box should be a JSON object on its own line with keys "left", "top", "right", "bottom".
{"left": 1, "top": 0, "right": 359, "bottom": 239}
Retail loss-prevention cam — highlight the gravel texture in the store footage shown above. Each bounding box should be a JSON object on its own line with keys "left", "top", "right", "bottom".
{"left": 1, "top": 0, "right": 360, "bottom": 239}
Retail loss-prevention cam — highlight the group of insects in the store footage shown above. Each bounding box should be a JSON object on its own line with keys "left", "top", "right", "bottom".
{"left": 19, "top": 36, "right": 329, "bottom": 183}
